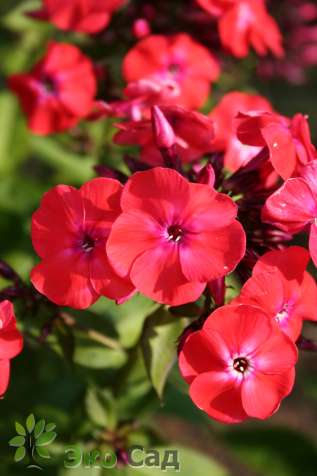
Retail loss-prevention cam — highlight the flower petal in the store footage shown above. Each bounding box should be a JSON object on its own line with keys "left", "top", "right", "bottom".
{"left": 241, "top": 369, "right": 295, "bottom": 419}
{"left": 129, "top": 243, "right": 205, "bottom": 305}
{"left": 189, "top": 372, "right": 247, "bottom": 424}
{"left": 31, "top": 250, "right": 98, "bottom": 309}
{"left": 179, "top": 222, "right": 246, "bottom": 282}
{"left": 31, "top": 185, "right": 83, "bottom": 258}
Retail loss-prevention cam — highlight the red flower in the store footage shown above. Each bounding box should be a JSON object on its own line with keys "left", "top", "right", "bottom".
{"left": 237, "top": 111, "right": 317, "bottom": 179}
{"left": 8, "top": 42, "right": 97, "bottom": 135}
{"left": 114, "top": 105, "right": 215, "bottom": 166}
{"left": 209, "top": 91, "right": 273, "bottom": 172}
{"left": 29, "top": 0, "right": 125, "bottom": 33}
{"left": 179, "top": 303, "right": 297, "bottom": 423}
{"left": 106, "top": 167, "right": 245, "bottom": 306}
{"left": 197, "top": 0, "right": 284, "bottom": 58}
{"left": 235, "top": 247, "right": 317, "bottom": 340}
{"left": 31, "top": 178, "right": 135, "bottom": 309}
{"left": 122, "top": 34, "right": 220, "bottom": 109}
{"left": 0, "top": 301, "right": 23, "bottom": 396}
{"left": 263, "top": 160, "right": 317, "bottom": 267}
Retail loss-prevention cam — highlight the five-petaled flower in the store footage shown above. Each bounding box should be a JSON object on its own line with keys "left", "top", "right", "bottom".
{"left": 234, "top": 247, "right": 317, "bottom": 341}
{"left": 263, "top": 160, "right": 317, "bottom": 267}
{"left": 31, "top": 178, "right": 135, "bottom": 309}
{"left": 106, "top": 167, "right": 246, "bottom": 306}
{"left": 0, "top": 301, "right": 23, "bottom": 396}
{"left": 179, "top": 303, "right": 297, "bottom": 423}
{"left": 123, "top": 34, "right": 220, "bottom": 109}
{"left": 8, "top": 42, "right": 97, "bottom": 135}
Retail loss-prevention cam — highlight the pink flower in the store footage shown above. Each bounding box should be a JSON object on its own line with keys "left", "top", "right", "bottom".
{"left": 209, "top": 91, "right": 273, "bottom": 172}
{"left": 114, "top": 105, "right": 215, "bottom": 166}
{"left": 8, "top": 42, "right": 97, "bottom": 135}
{"left": 106, "top": 167, "right": 246, "bottom": 305}
{"left": 31, "top": 178, "right": 135, "bottom": 309}
{"left": 263, "top": 161, "right": 317, "bottom": 267}
{"left": 235, "top": 247, "right": 317, "bottom": 340}
{"left": 0, "top": 301, "right": 23, "bottom": 396}
{"left": 237, "top": 111, "right": 317, "bottom": 179}
{"left": 179, "top": 303, "right": 297, "bottom": 423}
{"left": 123, "top": 34, "right": 220, "bottom": 109}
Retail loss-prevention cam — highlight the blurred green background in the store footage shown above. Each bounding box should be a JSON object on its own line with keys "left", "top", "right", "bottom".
{"left": 1, "top": 1, "right": 317, "bottom": 475}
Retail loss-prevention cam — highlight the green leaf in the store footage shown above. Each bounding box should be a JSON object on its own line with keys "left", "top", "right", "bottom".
{"left": 26, "top": 414, "right": 35, "bottom": 433}
{"left": 116, "top": 347, "right": 155, "bottom": 421}
{"left": 45, "top": 423, "right": 56, "bottom": 432}
{"left": 142, "top": 309, "right": 188, "bottom": 398}
{"left": 34, "top": 419, "right": 46, "bottom": 439}
{"left": 9, "top": 435, "right": 25, "bottom": 447}
{"left": 14, "top": 446, "right": 26, "bottom": 462}
{"left": 35, "top": 446, "right": 51, "bottom": 459}
{"left": 85, "top": 387, "right": 117, "bottom": 430}
{"left": 112, "top": 294, "right": 158, "bottom": 348}
{"left": 15, "top": 422, "right": 26, "bottom": 436}
{"left": 73, "top": 336, "right": 127, "bottom": 369}
{"left": 35, "top": 431, "right": 57, "bottom": 447}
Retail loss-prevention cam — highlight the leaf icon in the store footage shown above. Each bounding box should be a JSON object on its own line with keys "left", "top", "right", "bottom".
{"left": 45, "top": 422, "right": 56, "bottom": 432}
{"left": 9, "top": 436, "right": 25, "bottom": 447}
{"left": 15, "top": 422, "right": 26, "bottom": 436}
{"left": 14, "top": 447, "right": 26, "bottom": 462}
{"left": 26, "top": 414, "right": 35, "bottom": 433}
{"left": 36, "top": 446, "right": 51, "bottom": 459}
{"left": 35, "top": 431, "right": 57, "bottom": 447}
{"left": 34, "top": 419, "right": 46, "bottom": 439}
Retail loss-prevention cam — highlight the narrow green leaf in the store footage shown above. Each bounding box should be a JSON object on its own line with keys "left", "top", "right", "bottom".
{"left": 14, "top": 446, "right": 26, "bottom": 462}
{"left": 26, "top": 414, "right": 35, "bottom": 433}
{"left": 34, "top": 419, "right": 46, "bottom": 439}
{"left": 35, "top": 431, "right": 57, "bottom": 447}
{"left": 142, "top": 309, "right": 188, "bottom": 398}
{"left": 15, "top": 422, "right": 26, "bottom": 436}
{"left": 45, "top": 423, "right": 56, "bottom": 432}
{"left": 9, "top": 436, "right": 25, "bottom": 447}
{"left": 36, "top": 446, "right": 51, "bottom": 459}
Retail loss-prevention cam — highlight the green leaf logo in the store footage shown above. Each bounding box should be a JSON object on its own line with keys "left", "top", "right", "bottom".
{"left": 9, "top": 414, "right": 57, "bottom": 469}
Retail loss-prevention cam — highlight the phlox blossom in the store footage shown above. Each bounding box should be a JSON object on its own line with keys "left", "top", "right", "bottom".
{"left": 107, "top": 167, "right": 246, "bottom": 306}
{"left": 31, "top": 178, "right": 135, "bottom": 309}
{"left": 179, "top": 303, "right": 297, "bottom": 423}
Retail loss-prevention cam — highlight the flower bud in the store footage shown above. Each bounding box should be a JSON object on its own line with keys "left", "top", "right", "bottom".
{"left": 132, "top": 18, "right": 151, "bottom": 39}
{"left": 196, "top": 163, "right": 215, "bottom": 188}
{"left": 151, "top": 105, "right": 176, "bottom": 150}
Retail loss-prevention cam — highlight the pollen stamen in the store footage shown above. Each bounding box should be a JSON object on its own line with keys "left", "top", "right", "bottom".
{"left": 167, "top": 225, "right": 183, "bottom": 243}
{"left": 233, "top": 357, "right": 249, "bottom": 373}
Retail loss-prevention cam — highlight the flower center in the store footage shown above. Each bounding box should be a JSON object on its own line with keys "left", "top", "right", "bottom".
{"left": 275, "top": 303, "right": 291, "bottom": 323}
{"left": 233, "top": 357, "right": 249, "bottom": 373}
{"left": 81, "top": 235, "right": 96, "bottom": 253}
{"left": 41, "top": 75, "right": 56, "bottom": 94}
{"left": 167, "top": 225, "right": 183, "bottom": 243}
{"left": 168, "top": 63, "right": 180, "bottom": 75}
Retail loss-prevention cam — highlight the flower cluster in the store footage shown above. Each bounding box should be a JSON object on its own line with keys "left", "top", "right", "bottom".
{"left": 5, "top": 0, "right": 317, "bottom": 424}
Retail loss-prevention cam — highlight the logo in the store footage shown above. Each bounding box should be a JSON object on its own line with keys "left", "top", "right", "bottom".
{"left": 9, "top": 414, "right": 57, "bottom": 470}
